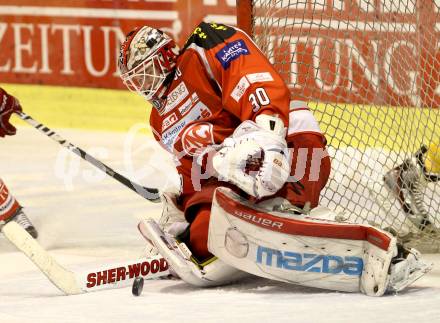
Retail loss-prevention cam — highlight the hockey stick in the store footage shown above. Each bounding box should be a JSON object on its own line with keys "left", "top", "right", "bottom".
{"left": 16, "top": 111, "right": 160, "bottom": 202}
{"left": 1, "top": 221, "right": 170, "bottom": 295}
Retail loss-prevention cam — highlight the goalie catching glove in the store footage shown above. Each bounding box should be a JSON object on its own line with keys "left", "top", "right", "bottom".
{"left": 211, "top": 115, "right": 290, "bottom": 199}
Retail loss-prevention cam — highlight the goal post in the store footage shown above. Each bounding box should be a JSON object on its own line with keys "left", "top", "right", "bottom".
{"left": 236, "top": 0, "right": 253, "bottom": 36}
{"left": 236, "top": 0, "right": 440, "bottom": 252}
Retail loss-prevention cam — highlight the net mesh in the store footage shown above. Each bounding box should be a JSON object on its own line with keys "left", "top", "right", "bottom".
{"left": 247, "top": 0, "right": 440, "bottom": 251}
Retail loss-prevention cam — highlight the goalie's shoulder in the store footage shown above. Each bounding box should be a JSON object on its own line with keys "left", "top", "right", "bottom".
{"left": 183, "top": 21, "right": 237, "bottom": 50}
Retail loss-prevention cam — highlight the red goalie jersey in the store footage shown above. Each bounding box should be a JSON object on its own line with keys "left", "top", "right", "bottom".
{"left": 149, "top": 22, "right": 329, "bottom": 217}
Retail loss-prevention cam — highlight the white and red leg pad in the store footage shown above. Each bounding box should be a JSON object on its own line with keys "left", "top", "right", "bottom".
{"left": 207, "top": 187, "right": 422, "bottom": 296}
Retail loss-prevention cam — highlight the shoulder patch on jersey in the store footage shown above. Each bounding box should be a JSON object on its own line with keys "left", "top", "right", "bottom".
{"left": 184, "top": 22, "right": 236, "bottom": 50}
{"left": 215, "top": 39, "right": 250, "bottom": 69}
{"left": 246, "top": 72, "right": 274, "bottom": 83}
{"left": 231, "top": 76, "right": 250, "bottom": 102}
{"left": 230, "top": 72, "right": 274, "bottom": 102}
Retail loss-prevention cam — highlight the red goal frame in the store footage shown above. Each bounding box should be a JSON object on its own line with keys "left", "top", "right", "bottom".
{"left": 236, "top": 0, "right": 253, "bottom": 36}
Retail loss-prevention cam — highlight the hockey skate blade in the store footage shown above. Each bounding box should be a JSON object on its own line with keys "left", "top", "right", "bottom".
{"left": 389, "top": 261, "right": 433, "bottom": 293}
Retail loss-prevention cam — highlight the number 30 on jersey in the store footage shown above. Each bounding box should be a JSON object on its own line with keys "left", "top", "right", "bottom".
{"left": 249, "top": 87, "right": 270, "bottom": 112}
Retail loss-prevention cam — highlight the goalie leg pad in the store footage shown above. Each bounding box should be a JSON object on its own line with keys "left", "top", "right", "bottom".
{"left": 208, "top": 188, "right": 431, "bottom": 296}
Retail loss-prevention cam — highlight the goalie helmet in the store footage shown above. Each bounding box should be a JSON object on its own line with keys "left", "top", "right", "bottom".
{"left": 119, "top": 26, "right": 179, "bottom": 104}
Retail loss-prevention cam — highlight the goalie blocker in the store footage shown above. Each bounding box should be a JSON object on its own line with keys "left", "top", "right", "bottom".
{"left": 140, "top": 187, "right": 432, "bottom": 296}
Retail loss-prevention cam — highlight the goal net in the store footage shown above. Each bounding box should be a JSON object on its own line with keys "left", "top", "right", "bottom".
{"left": 237, "top": 0, "right": 440, "bottom": 252}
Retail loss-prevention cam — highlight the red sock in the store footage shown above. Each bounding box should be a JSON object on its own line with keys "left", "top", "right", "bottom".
{"left": 189, "top": 204, "right": 212, "bottom": 260}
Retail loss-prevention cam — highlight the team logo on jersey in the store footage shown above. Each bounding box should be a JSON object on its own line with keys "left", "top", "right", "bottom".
{"left": 161, "top": 81, "right": 189, "bottom": 115}
{"left": 182, "top": 122, "right": 215, "bottom": 156}
{"left": 215, "top": 39, "right": 250, "bottom": 69}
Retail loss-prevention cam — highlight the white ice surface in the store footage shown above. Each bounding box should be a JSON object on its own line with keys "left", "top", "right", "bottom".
{"left": 1, "top": 128, "right": 440, "bottom": 323}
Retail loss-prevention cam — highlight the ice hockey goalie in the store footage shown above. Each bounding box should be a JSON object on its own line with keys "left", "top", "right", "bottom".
{"left": 118, "top": 21, "right": 432, "bottom": 296}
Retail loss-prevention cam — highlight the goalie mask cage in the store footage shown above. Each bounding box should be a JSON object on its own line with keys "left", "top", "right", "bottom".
{"left": 237, "top": 0, "right": 440, "bottom": 252}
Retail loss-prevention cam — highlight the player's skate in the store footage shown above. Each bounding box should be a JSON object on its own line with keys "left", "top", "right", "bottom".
{"left": 387, "top": 245, "right": 432, "bottom": 292}
{"left": 8, "top": 207, "right": 38, "bottom": 239}
{"left": 383, "top": 150, "right": 433, "bottom": 233}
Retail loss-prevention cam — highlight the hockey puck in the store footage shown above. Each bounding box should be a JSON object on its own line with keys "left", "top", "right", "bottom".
{"left": 132, "top": 277, "right": 144, "bottom": 297}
